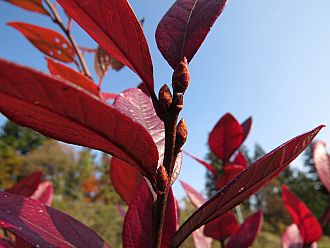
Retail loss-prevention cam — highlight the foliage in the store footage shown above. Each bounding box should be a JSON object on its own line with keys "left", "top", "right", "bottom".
{"left": 0, "top": 0, "right": 326, "bottom": 247}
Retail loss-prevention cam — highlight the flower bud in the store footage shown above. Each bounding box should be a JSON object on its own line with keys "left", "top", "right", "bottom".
{"left": 158, "top": 84, "right": 172, "bottom": 111}
{"left": 156, "top": 165, "right": 168, "bottom": 192}
{"left": 176, "top": 118, "right": 188, "bottom": 150}
{"left": 172, "top": 57, "right": 190, "bottom": 94}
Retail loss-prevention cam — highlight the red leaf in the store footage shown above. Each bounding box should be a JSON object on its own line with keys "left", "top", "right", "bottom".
{"left": 191, "top": 227, "right": 212, "bottom": 248}
{"left": 30, "top": 181, "right": 53, "bottom": 206}
{"left": 0, "top": 237, "right": 13, "bottom": 248}
{"left": 123, "top": 181, "right": 177, "bottom": 248}
{"left": 100, "top": 92, "right": 118, "bottom": 101}
{"left": 114, "top": 88, "right": 182, "bottom": 185}
{"left": 14, "top": 237, "right": 33, "bottom": 248}
{"left": 8, "top": 22, "right": 76, "bottom": 63}
{"left": 241, "top": 117, "right": 252, "bottom": 144}
{"left": 312, "top": 141, "right": 330, "bottom": 192}
{"left": 46, "top": 58, "right": 99, "bottom": 96}
{"left": 225, "top": 211, "right": 263, "bottom": 248}
{"left": 110, "top": 157, "right": 141, "bottom": 205}
{"left": 57, "top": 0, "right": 154, "bottom": 93}
{"left": 0, "top": 192, "right": 111, "bottom": 248}
{"left": 215, "top": 165, "right": 245, "bottom": 190}
{"left": 183, "top": 151, "right": 217, "bottom": 176}
{"left": 0, "top": 59, "right": 159, "bottom": 185}
{"left": 204, "top": 211, "right": 239, "bottom": 241}
{"left": 5, "top": 0, "right": 47, "bottom": 15}
{"left": 208, "top": 113, "right": 243, "bottom": 163}
{"left": 156, "top": 0, "right": 228, "bottom": 68}
{"left": 281, "top": 224, "right": 303, "bottom": 248}
{"left": 282, "top": 184, "right": 322, "bottom": 244}
{"left": 6, "top": 171, "right": 42, "bottom": 197}
{"left": 180, "top": 180, "right": 205, "bottom": 208}
{"left": 171, "top": 125, "right": 323, "bottom": 247}
{"left": 232, "top": 152, "right": 247, "bottom": 168}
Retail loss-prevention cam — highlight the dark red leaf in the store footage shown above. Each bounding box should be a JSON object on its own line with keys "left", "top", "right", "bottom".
{"left": 208, "top": 113, "right": 243, "bottom": 163}
{"left": 114, "top": 88, "right": 182, "bottom": 185}
{"left": 232, "top": 152, "right": 247, "bottom": 168}
{"left": 14, "top": 237, "right": 33, "bottom": 248}
{"left": 57, "top": 0, "right": 154, "bottom": 93}
{"left": 47, "top": 58, "right": 99, "bottom": 96}
{"left": 312, "top": 141, "right": 330, "bottom": 192}
{"left": 204, "top": 211, "right": 239, "bottom": 241}
{"left": 0, "top": 237, "right": 13, "bottom": 248}
{"left": 183, "top": 151, "right": 217, "bottom": 176}
{"left": 6, "top": 171, "right": 42, "bottom": 197}
{"left": 225, "top": 211, "right": 263, "bottom": 248}
{"left": 30, "top": 181, "right": 53, "bottom": 206}
{"left": 171, "top": 125, "right": 323, "bottom": 247}
{"left": 8, "top": 22, "right": 76, "bottom": 63}
{"left": 281, "top": 224, "right": 303, "bottom": 248}
{"left": 241, "top": 117, "right": 252, "bottom": 144}
{"left": 0, "top": 59, "right": 159, "bottom": 185}
{"left": 0, "top": 192, "right": 111, "bottom": 248}
{"left": 110, "top": 157, "right": 141, "bottom": 205}
{"left": 123, "top": 181, "right": 177, "bottom": 248}
{"left": 282, "top": 184, "right": 322, "bottom": 244}
{"left": 215, "top": 165, "right": 245, "bottom": 190}
{"left": 5, "top": 0, "right": 47, "bottom": 15}
{"left": 321, "top": 205, "right": 330, "bottom": 229}
{"left": 156, "top": 0, "right": 228, "bottom": 68}
{"left": 180, "top": 180, "right": 205, "bottom": 208}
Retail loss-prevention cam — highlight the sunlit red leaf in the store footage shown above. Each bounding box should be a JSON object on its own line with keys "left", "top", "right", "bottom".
{"left": 110, "top": 157, "right": 141, "bottom": 205}
{"left": 5, "top": 0, "right": 47, "bottom": 15}
{"left": 123, "top": 181, "right": 177, "bottom": 248}
{"left": 180, "top": 180, "right": 205, "bottom": 208}
{"left": 156, "top": 0, "right": 228, "bottom": 68}
{"left": 215, "top": 165, "right": 245, "bottom": 190}
{"left": 208, "top": 113, "right": 243, "bottom": 163}
{"left": 225, "top": 211, "right": 263, "bottom": 248}
{"left": 232, "top": 152, "right": 247, "bottom": 168}
{"left": 100, "top": 92, "right": 118, "bottom": 101}
{"left": 57, "top": 0, "right": 154, "bottom": 93}
{"left": 183, "top": 151, "right": 217, "bottom": 176}
{"left": 47, "top": 58, "right": 99, "bottom": 96}
{"left": 6, "top": 171, "right": 42, "bottom": 197}
{"left": 204, "top": 211, "right": 239, "bottom": 241}
{"left": 312, "top": 141, "right": 330, "bottom": 192}
{"left": 30, "top": 181, "right": 53, "bottom": 206}
{"left": 191, "top": 227, "right": 212, "bottom": 248}
{"left": 241, "top": 117, "right": 252, "bottom": 144}
{"left": 8, "top": 22, "right": 75, "bottom": 63}
{"left": 171, "top": 125, "right": 323, "bottom": 247}
{"left": 281, "top": 224, "right": 304, "bottom": 248}
{"left": 282, "top": 185, "right": 322, "bottom": 244}
{"left": 0, "top": 59, "right": 159, "bottom": 185}
{"left": 114, "top": 88, "right": 182, "bottom": 185}
{"left": 0, "top": 192, "right": 111, "bottom": 247}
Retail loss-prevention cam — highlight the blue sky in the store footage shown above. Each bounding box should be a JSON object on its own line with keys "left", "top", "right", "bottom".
{"left": 1, "top": 0, "right": 330, "bottom": 199}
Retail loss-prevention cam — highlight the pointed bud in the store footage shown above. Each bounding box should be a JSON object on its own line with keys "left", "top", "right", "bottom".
{"left": 159, "top": 84, "right": 172, "bottom": 111}
{"left": 156, "top": 165, "right": 169, "bottom": 192}
{"left": 172, "top": 57, "right": 190, "bottom": 94}
{"left": 176, "top": 118, "right": 188, "bottom": 150}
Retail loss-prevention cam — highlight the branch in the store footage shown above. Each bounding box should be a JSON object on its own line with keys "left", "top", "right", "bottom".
{"left": 43, "top": 0, "right": 91, "bottom": 77}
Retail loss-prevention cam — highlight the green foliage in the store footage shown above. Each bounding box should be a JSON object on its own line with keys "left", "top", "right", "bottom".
{"left": 52, "top": 199, "right": 124, "bottom": 247}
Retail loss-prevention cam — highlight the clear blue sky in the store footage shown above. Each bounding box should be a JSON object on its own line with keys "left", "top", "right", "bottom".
{"left": 1, "top": 1, "right": 330, "bottom": 199}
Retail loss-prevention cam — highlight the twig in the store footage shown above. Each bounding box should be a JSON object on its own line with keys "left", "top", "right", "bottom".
{"left": 43, "top": 0, "right": 91, "bottom": 77}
